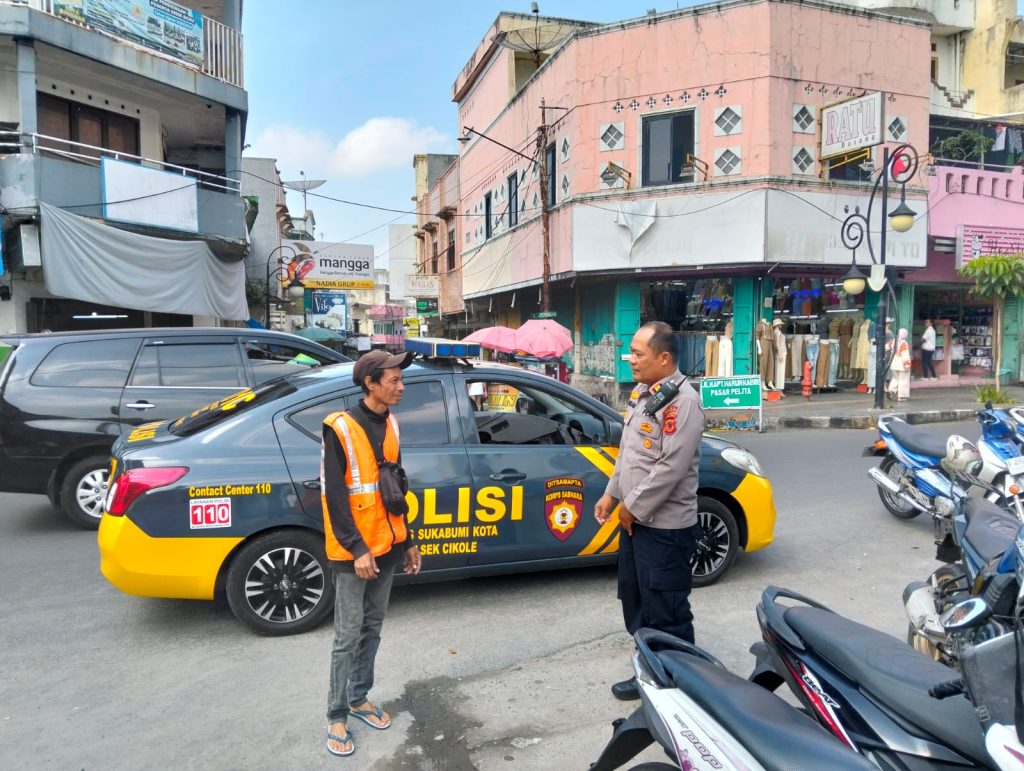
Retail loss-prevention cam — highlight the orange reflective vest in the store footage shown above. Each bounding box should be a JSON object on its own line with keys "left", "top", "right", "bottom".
{"left": 321, "top": 410, "right": 407, "bottom": 561}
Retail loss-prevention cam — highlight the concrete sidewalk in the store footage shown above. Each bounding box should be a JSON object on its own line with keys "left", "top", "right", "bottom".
{"left": 705, "top": 383, "right": 1022, "bottom": 431}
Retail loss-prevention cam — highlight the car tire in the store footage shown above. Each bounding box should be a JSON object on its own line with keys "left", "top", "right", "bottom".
{"left": 226, "top": 530, "right": 334, "bottom": 636}
{"left": 60, "top": 455, "right": 111, "bottom": 529}
{"left": 877, "top": 455, "right": 921, "bottom": 519}
{"left": 691, "top": 496, "right": 739, "bottom": 588}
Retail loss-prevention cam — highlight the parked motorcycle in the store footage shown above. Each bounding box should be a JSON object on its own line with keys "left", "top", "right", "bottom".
{"left": 750, "top": 586, "right": 1023, "bottom": 769}
{"left": 590, "top": 627, "right": 874, "bottom": 771}
{"left": 975, "top": 404, "right": 1024, "bottom": 520}
{"left": 863, "top": 415, "right": 972, "bottom": 521}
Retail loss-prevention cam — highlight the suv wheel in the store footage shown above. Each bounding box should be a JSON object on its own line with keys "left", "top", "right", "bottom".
{"left": 61, "top": 456, "right": 110, "bottom": 529}
{"left": 226, "top": 530, "right": 334, "bottom": 636}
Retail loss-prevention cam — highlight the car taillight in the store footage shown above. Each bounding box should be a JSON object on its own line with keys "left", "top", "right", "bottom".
{"left": 105, "top": 466, "right": 188, "bottom": 516}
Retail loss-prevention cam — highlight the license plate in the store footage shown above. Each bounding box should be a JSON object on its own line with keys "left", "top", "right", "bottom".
{"left": 1006, "top": 456, "right": 1024, "bottom": 476}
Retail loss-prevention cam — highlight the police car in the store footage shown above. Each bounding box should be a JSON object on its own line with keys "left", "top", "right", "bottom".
{"left": 98, "top": 339, "right": 776, "bottom": 635}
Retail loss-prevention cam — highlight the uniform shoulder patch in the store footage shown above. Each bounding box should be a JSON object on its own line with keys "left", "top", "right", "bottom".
{"left": 663, "top": 405, "right": 679, "bottom": 435}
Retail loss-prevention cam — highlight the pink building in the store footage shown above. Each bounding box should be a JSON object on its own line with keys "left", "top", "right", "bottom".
{"left": 438, "top": 1, "right": 934, "bottom": 401}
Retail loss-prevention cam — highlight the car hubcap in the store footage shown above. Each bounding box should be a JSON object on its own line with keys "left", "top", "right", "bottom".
{"left": 692, "top": 510, "right": 730, "bottom": 577}
{"left": 77, "top": 469, "right": 109, "bottom": 520}
{"left": 244, "top": 547, "right": 325, "bottom": 624}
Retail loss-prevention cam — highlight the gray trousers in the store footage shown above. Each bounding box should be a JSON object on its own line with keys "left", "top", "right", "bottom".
{"left": 326, "top": 563, "right": 396, "bottom": 723}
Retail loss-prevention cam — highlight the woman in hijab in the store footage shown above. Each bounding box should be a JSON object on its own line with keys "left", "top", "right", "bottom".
{"left": 887, "top": 327, "right": 912, "bottom": 401}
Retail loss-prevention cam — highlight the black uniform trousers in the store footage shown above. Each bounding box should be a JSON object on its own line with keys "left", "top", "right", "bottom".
{"left": 617, "top": 523, "right": 697, "bottom": 643}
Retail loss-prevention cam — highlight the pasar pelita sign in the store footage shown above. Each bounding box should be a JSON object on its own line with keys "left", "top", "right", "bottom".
{"left": 820, "top": 92, "right": 884, "bottom": 160}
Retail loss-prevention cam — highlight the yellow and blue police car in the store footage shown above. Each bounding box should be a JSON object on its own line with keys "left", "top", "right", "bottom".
{"left": 98, "top": 339, "right": 776, "bottom": 635}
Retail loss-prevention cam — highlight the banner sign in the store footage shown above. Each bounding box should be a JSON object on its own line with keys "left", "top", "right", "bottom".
{"left": 308, "top": 290, "right": 348, "bottom": 331}
{"left": 820, "top": 92, "right": 884, "bottom": 160}
{"left": 408, "top": 274, "right": 440, "bottom": 298}
{"left": 53, "top": 0, "right": 205, "bottom": 68}
{"left": 956, "top": 225, "right": 1024, "bottom": 268}
{"left": 416, "top": 297, "right": 439, "bottom": 317}
{"left": 283, "top": 241, "right": 374, "bottom": 290}
{"left": 102, "top": 158, "right": 198, "bottom": 232}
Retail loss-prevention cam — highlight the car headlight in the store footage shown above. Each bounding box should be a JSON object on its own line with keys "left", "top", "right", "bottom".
{"left": 721, "top": 447, "right": 766, "bottom": 478}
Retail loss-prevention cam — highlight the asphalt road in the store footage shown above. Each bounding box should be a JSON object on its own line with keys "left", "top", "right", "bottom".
{"left": 0, "top": 421, "right": 978, "bottom": 770}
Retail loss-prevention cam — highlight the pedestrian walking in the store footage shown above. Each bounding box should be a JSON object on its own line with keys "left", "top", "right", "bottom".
{"left": 921, "top": 319, "right": 937, "bottom": 380}
{"left": 594, "top": 321, "right": 705, "bottom": 701}
{"left": 322, "top": 350, "right": 422, "bottom": 758}
{"left": 888, "top": 328, "right": 912, "bottom": 401}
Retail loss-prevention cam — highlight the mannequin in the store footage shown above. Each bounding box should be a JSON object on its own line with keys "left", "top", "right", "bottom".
{"left": 717, "top": 321, "right": 734, "bottom": 376}
{"left": 772, "top": 318, "right": 787, "bottom": 390}
{"left": 755, "top": 319, "right": 774, "bottom": 390}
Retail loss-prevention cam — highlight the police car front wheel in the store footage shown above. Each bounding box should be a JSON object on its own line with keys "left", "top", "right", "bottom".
{"left": 226, "top": 530, "right": 335, "bottom": 636}
{"left": 691, "top": 497, "right": 739, "bottom": 588}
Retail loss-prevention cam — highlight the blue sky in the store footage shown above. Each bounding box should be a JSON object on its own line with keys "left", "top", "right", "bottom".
{"left": 242, "top": 0, "right": 1024, "bottom": 261}
{"left": 242, "top": 2, "right": 690, "bottom": 260}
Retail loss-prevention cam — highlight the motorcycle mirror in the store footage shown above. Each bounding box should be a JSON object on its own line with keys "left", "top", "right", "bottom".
{"left": 940, "top": 598, "right": 992, "bottom": 632}
{"left": 985, "top": 400, "right": 993, "bottom": 410}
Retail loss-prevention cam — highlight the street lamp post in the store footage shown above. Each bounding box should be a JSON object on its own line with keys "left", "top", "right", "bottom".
{"left": 264, "top": 244, "right": 305, "bottom": 328}
{"left": 839, "top": 143, "right": 919, "bottom": 409}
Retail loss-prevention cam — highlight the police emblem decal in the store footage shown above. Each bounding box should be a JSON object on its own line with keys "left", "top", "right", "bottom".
{"left": 544, "top": 477, "right": 584, "bottom": 541}
{"left": 663, "top": 405, "right": 679, "bottom": 435}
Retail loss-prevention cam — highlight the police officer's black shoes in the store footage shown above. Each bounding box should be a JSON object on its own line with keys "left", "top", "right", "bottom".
{"left": 611, "top": 677, "right": 640, "bottom": 701}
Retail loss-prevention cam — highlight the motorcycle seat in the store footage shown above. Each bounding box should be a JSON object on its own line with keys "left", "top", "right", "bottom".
{"left": 964, "top": 499, "right": 1019, "bottom": 562}
{"left": 783, "top": 606, "right": 989, "bottom": 766}
{"left": 887, "top": 421, "right": 947, "bottom": 460}
{"left": 657, "top": 650, "right": 875, "bottom": 771}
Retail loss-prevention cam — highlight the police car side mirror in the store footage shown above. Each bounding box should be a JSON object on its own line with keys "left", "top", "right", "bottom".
{"left": 608, "top": 421, "right": 623, "bottom": 445}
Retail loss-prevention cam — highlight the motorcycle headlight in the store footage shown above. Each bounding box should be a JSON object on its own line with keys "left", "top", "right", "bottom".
{"left": 721, "top": 447, "right": 766, "bottom": 478}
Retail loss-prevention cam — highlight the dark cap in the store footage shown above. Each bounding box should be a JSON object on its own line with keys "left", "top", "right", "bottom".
{"left": 352, "top": 349, "right": 414, "bottom": 386}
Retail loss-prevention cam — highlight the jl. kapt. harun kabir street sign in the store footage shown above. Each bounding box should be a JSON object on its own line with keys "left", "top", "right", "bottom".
{"left": 700, "top": 375, "right": 764, "bottom": 432}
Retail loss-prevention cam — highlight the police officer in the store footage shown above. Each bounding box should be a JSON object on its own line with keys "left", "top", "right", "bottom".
{"left": 322, "top": 350, "right": 422, "bottom": 757}
{"left": 594, "top": 321, "right": 705, "bottom": 701}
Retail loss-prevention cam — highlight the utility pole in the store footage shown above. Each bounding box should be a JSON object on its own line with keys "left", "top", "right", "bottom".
{"left": 537, "top": 98, "right": 551, "bottom": 314}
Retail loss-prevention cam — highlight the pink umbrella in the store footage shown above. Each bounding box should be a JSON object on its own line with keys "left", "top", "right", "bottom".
{"left": 462, "top": 326, "right": 519, "bottom": 353}
{"left": 514, "top": 319, "right": 574, "bottom": 358}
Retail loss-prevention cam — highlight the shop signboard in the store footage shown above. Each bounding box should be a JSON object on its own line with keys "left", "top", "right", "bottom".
{"left": 282, "top": 241, "right": 374, "bottom": 289}
{"left": 307, "top": 290, "right": 348, "bottom": 332}
{"left": 53, "top": 0, "right": 205, "bottom": 68}
{"left": 820, "top": 92, "right": 884, "bottom": 161}
{"left": 956, "top": 225, "right": 1024, "bottom": 268}
{"left": 532, "top": 311, "right": 558, "bottom": 319}
{"left": 408, "top": 274, "right": 440, "bottom": 298}
{"left": 416, "top": 298, "right": 439, "bottom": 317}
{"left": 700, "top": 375, "right": 764, "bottom": 432}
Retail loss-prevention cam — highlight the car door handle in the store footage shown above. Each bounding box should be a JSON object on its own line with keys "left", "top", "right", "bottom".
{"left": 124, "top": 401, "right": 156, "bottom": 410}
{"left": 303, "top": 479, "right": 321, "bottom": 490}
{"left": 489, "top": 472, "right": 526, "bottom": 482}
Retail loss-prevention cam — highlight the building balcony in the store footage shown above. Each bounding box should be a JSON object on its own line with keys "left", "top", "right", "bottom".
{"left": 1, "top": 0, "right": 244, "bottom": 92}
{"left": 0, "top": 130, "right": 247, "bottom": 258}
{"left": 852, "top": 0, "right": 975, "bottom": 33}
{"left": 927, "top": 161, "right": 1024, "bottom": 238}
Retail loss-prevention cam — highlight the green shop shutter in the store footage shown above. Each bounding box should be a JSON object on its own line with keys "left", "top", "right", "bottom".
{"left": 732, "top": 277, "right": 756, "bottom": 375}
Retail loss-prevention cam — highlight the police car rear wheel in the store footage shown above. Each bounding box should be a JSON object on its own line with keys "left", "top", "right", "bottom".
{"left": 691, "top": 497, "right": 738, "bottom": 588}
{"left": 226, "top": 530, "right": 334, "bottom": 636}
{"left": 61, "top": 455, "right": 110, "bottom": 530}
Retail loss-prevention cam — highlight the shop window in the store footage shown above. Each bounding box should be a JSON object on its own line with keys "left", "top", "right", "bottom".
{"left": 827, "top": 148, "right": 873, "bottom": 181}
{"left": 642, "top": 110, "right": 695, "bottom": 187}
{"left": 507, "top": 173, "right": 518, "bottom": 227}
{"left": 639, "top": 279, "right": 734, "bottom": 377}
{"left": 37, "top": 92, "right": 140, "bottom": 160}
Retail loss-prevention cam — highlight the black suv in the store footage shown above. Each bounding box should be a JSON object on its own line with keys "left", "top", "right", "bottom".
{"left": 0, "top": 328, "right": 350, "bottom": 527}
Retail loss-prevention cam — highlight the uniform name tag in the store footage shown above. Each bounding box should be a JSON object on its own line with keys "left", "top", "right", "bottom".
{"left": 639, "top": 422, "right": 654, "bottom": 434}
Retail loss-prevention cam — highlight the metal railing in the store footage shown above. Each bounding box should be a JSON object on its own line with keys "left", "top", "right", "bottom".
{"left": 2, "top": 0, "right": 244, "bottom": 88}
{"left": 2, "top": 130, "right": 241, "bottom": 193}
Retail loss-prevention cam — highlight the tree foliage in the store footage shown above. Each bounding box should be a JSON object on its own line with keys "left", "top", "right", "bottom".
{"left": 930, "top": 130, "right": 994, "bottom": 162}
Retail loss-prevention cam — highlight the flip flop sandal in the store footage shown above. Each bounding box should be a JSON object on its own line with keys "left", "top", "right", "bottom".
{"left": 350, "top": 705, "right": 391, "bottom": 730}
{"left": 326, "top": 729, "right": 355, "bottom": 757}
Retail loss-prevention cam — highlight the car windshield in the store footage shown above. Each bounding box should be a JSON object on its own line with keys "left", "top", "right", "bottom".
{"left": 169, "top": 379, "right": 297, "bottom": 437}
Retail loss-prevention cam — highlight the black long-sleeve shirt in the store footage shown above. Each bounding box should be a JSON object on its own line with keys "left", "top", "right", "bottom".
{"left": 322, "top": 400, "right": 414, "bottom": 572}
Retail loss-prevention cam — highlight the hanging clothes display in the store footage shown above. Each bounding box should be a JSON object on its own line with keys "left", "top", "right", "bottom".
{"left": 838, "top": 317, "right": 855, "bottom": 378}
{"left": 755, "top": 320, "right": 774, "bottom": 389}
{"left": 805, "top": 335, "right": 820, "bottom": 384}
{"left": 828, "top": 340, "right": 840, "bottom": 387}
{"left": 815, "top": 338, "right": 831, "bottom": 388}
{"left": 717, "top": 334, "right": 734, "bottom": 377}
{"left": 704, "top": 335, "right": 719, "bottom": 377}
{"left": 772, "top": 319, "right": 787, "bottom": 390}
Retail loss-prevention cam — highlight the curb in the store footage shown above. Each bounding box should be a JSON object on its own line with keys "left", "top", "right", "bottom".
{"left": 759, "top": 408, "right": 978, "bottom": 430}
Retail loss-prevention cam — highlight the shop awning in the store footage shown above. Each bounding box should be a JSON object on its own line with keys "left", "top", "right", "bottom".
{"left": 39, "top": 202, "right": 249, "bottom": 320}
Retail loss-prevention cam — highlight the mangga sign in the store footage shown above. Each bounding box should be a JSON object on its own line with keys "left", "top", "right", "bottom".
{"left": 301, "top": 279, "right": 375, "bottom": 289}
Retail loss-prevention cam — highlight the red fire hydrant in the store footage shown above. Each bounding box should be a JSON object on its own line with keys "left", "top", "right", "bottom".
{"left": 802, "top": 360, "right": 813, "bottom": 401}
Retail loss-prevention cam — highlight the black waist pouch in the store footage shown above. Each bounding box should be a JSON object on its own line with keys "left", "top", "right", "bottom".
{"left": 377, "top": 460, "right": 409, "bottom": 517}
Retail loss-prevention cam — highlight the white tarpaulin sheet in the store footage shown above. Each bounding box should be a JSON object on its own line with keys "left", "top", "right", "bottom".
{"left": 40, "top": 202, "right": 249, "bottom": 320}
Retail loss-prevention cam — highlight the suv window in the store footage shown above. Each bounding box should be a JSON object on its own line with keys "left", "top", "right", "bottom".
{"left": 30, "top": 339, "right": 139, "bottom": 388}
{"left": 243, "top": 339, "right": 335, "bottom": 385}
{"left": 288, "top": 380, "right": 450, "bottom": 447}
{"left": 130, "top": 343, "right": 246, "bottom": 387}
{"left": 464, "top": 377, "right": 608, "bottom": 445}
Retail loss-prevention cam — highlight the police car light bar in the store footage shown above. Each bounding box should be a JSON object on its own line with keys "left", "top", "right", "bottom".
{"left": 405, "top": 337, "right": 481, "bottom": 359}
